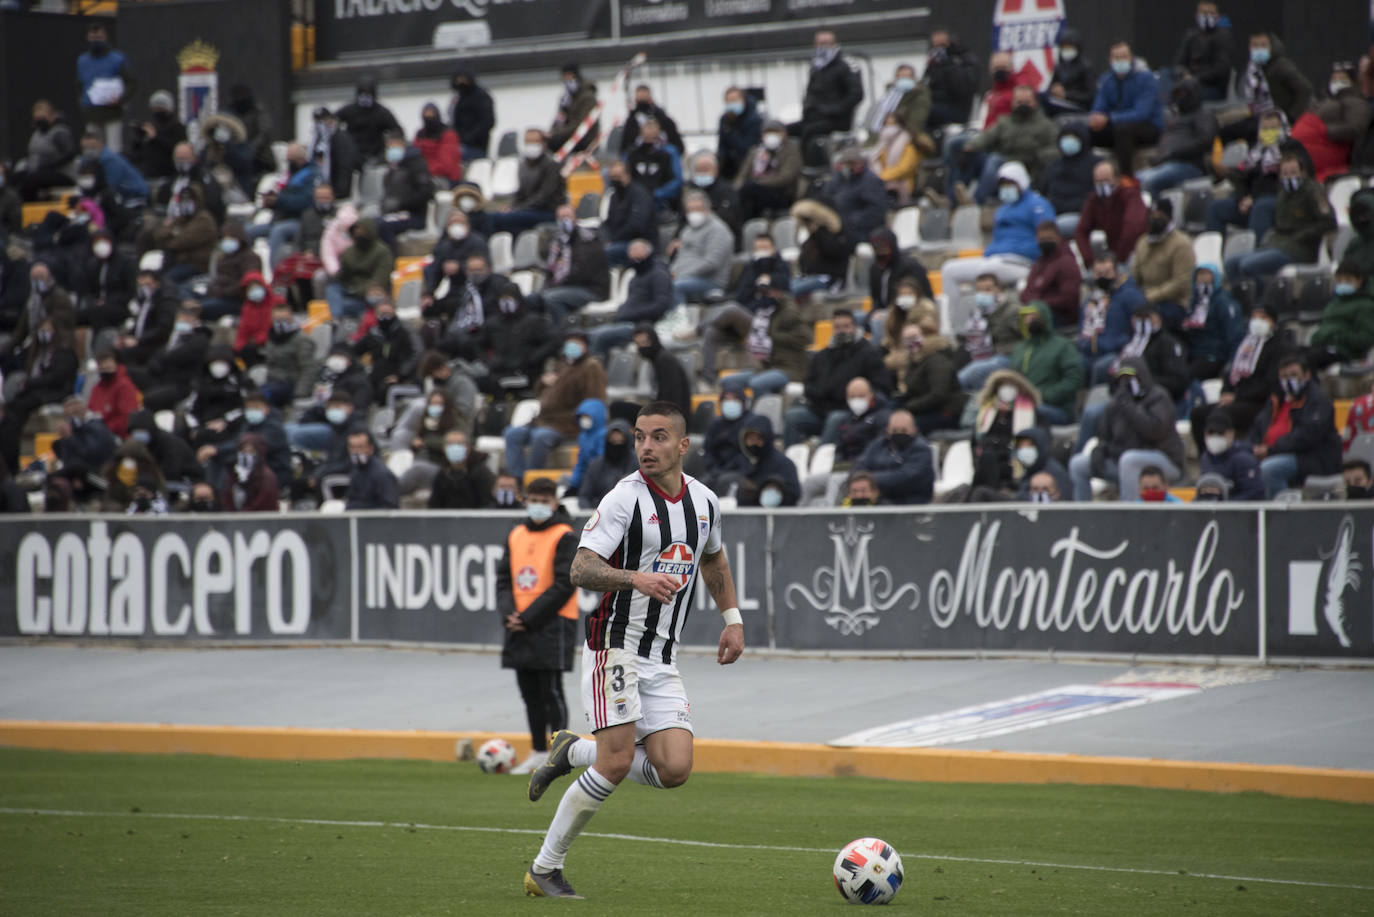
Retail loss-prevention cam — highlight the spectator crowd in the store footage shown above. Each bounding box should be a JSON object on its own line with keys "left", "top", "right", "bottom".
{"left": 3, "top": 7, "right": 1374, "bottom": 515}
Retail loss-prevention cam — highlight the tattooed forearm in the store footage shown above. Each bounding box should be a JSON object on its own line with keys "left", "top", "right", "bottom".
{"left": 570, "top": 548, "right": 637, "bottom": 592}
{"left": 700, "top": 549, "right": 739, "bottom": 611}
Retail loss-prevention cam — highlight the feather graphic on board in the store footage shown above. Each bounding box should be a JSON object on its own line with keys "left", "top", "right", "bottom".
{"left": 1320, "top": 515, "right": 1358, "bottom": 649}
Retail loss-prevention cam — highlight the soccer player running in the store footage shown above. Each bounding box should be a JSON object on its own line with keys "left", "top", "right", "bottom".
{"left": 524, "top": 401, "right": 745, "bottom": 899}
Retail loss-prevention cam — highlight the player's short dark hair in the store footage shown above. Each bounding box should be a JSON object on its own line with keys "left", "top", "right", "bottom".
{"left": 636, "top": 400, "right": 687, "bottom": 435}
{"left": 526, "top": 477, "right": 559, "bottom": 498}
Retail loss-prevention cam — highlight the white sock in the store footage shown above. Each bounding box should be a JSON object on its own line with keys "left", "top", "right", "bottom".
{"left": 624, "top": 747, "right": 665, "bottom": 788}
{"left": 532, "top": 767, "right": 616, "bottom": 872}
{"left": 568, "top": 738, "right": 596, "bottom": 768}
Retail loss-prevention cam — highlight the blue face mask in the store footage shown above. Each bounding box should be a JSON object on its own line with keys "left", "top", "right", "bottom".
{"left": 894, "top": 77, "right": 917, "bottom": 93}
{"left": 998, "top": 184, "right": 1020, "bottom": 204}
{"left": 1058, "top": 135, "right": 1082, "bottom": 157}
{"left": 1111, "top": 59, "right": 1132, "bottom": 76}
{"left": 325, "top": 407, "right": 348, "bottom": 425}
{"left": 724, "top": 101, "right": 744, "bottom": 116}
{"left": 975, "top": 292, "right": 998, "bottom": 312}
{"left": 563, "top": 340, "right": 585, "bottom": 361}
{"left": 131, "top": 430, "right": 152, "bottom": 444}
{"left": 244, "top": 408, "right": 266, "bottom": 425}
{"left": 1335, "top": 282, "right": 1358, "bottom": 297}
{"left": 527, "top": 502, "right": 554, "bottom": 523}
{"left": 426, "top": 404, "right": 443, "bottom": 418}
{"left": 1250, "top": 47, "right": 1270, "bottom": 66}
{"left": 445, "top": 443, "right": 468, "bottom": 464}
{"left": 759, "top": 488, "right": 784, "bottom": 509}
{"left": 721, "top": 399, "right": 743, "bottom": 420}
{"left": 385, "top": 146, "right": 404, "bottom": 164}
{"left": 691, "top": 173, "right": 714, "bottom": 188}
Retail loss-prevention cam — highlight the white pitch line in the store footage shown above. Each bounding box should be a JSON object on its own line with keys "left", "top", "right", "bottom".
{"left": 1, "top": 807, "right": 1370, "bottom": 893}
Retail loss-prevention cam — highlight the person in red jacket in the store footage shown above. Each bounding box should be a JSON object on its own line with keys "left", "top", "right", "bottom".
{"left": 1022, "top": 221, "right": 1084, "bottom": 328}
{"left": 234, "top": 271, "right": 277, "bottom": 365}
{"left": 413, "top": 102, "right": 463, "bottom": 187}
{"left": 218, "top": 431, "right": 280, "bottom": 512}
{"left": 1074, "top": 158, "right": 1149, "bottom": 264}
{"left": 86, "top": 349, "right": 141, "bottom": 438}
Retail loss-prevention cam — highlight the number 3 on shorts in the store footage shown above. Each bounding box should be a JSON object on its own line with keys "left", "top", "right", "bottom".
{"left": 610, "top": 665, "right": 625, "bottom": 693}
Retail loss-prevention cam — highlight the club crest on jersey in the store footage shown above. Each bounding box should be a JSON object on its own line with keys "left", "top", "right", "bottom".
{"left": 515, "top": 566, "right": 539, "bottom": 591}
{"left": 583, "top": 510, "right": 600, "bottom": 532}
{"left": 653, "top": 542, "right": 695, "bottom": 591}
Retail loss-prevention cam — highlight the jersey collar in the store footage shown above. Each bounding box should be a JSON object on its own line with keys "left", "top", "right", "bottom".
{"left": 640, "top": 470, "right": 687, "bottom": 503}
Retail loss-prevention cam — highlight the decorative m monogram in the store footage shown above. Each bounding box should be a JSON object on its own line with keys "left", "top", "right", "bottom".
{"left": 785, "top": 518, "right": 920, "bottom": 635}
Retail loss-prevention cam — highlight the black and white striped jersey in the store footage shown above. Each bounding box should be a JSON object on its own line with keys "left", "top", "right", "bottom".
{"left": 580, "top": 470, "right": 723, "bottom": 665}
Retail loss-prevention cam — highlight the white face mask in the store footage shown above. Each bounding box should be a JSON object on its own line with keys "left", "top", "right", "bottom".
{"left": 997, "top": 384, "right": 1019, "bottom": 404}
{"left": 1015, "top": 446, "right": 1038, "bottom": 467}
{"left": 209, "top": 361, "right": 230, "bottom": 379}
{"left": 92, "top": 240, "right": 113, "bottom": 259}
{"left": 326, "top": 356, "right": 348, "bottom": 373}
{"left": 1248, "top": 318, "right": 1271, "bottom": 338}
{"left": 447, "top": 223, "right": 468, "bottom": 241}
{"left": 520, "top": 143, "right": 544, "bottom": 160}
{"left": 762, "top": 133, "right": 783, "bottom": 151}
{"left": 1205, "top": 434, "right": 1230, "bottom": 455}
{"left": 759, "top": 487, "right": 784, "bottom": 508}
{"left": 458, "top": 196, "right": 478, "bottom": 213}
{"left": 579, "top": 415, "right": 595, "bottom": 430}
{"left": 527, "top": 502, "right": 555, "bottom": 523}
{"left": 847, "top": 397, "right": 870, "bottom": 416}
{"left": 685, "top": 210, "right": 707, "bottom": 228}
{"left": 895, "top": 294, "right": 917, "bottom": 308}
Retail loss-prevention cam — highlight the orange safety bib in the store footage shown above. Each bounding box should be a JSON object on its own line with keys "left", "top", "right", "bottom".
{"left": 508, "top": 522, "right": 578, "bottom": 620}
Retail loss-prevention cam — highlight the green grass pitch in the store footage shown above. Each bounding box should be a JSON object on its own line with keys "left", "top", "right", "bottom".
{"left": 0, "top": 748, "right": 1370, "bottom": 915}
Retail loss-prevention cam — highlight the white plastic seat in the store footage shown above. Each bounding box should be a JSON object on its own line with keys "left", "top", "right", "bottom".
{"left": 488, "top": 232, "right": 514, "bottom": 275}
{"left": 510, "top": 398, "right": 541, "bottom": 429}
{"left": 809, "top": 443, "right": 836, "bottom": 476}
{"left": 489, "top": 156, "right": 520, "bottom": 198}
{"left": 464, "top": 159, "right": 493, "bottom": 199}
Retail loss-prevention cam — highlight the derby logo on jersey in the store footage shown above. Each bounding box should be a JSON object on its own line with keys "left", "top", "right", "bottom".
{"left": 653, "top": 542, "right": 695, "bottom": 591}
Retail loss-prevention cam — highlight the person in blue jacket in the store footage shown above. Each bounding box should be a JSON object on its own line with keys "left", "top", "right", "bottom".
{"left": 79, "top": 126, "right": 147, "bottom": 202}
{"left": 716, "top": 87, "right": 762, "bottom": 182}
{"left": 564, "top": 398, "right": 606, "bottom": 493}
{"left": 246, "top": 142, "right": 320, "bottom": 268}
{"left": 77, "top": 21, "right": 135, "bottom": 152}
{"left": 1088, "top": 40, "right": 1164, "bottom": 178}
{"left": 852, "top": 409, "right": 934, "bottom": 505}
{"left": 941, "top": 161, "right": 1055, "bottom": 293}
{"left": 1078, "top": 252, "right": 1146, "bottom": 385}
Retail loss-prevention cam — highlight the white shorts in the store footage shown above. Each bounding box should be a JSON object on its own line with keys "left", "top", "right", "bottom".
{"left": 581, "top": 645, "right": 693, "bottom": 741}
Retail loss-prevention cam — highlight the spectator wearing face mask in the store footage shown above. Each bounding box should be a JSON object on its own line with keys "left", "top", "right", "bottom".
{"left": 185, "top": 480, "right": 219, "bottom": 513}
{"left": 1021, "top": 222, "right": 1081, "bottom": 328}
{"left": 1205, "top": 110, "right": 1302, "bottom": 242}
{"left": 492, "top": 471, "right": 524, "bottom": 509}
{"left": 431, "top": 255, "right": 506, "bottom": 357}
{"left": 868, "top": 228, "right": 932, "bottom": 321}
{"left": 414, "top": 102, "right": 463, "bottom": 187}
{"left": 357, "top": 297, "right": 418, "bottom": 405}
{"left": 1174, "top": 2, "right": 1234, "bottom": 102}
{"left": 1046, "top": 29, "right": 1096, "bottom": 113}
{"left": 632, "top": 325, "right": 691, "bottom": 419}
{"left": 941, "top": 162, "right": 1053, "bottom": 294}
{"left": 125, "top": 409, "right": 201, "bottom": 484}
{"left": 1192, "top": 473, "right": 1230, "bottom": 502}
{"left": 86, "top": 349, "right": 139, "bottom": 438}
{"left": 4, "top": 315, "right": 77, "bottom": 429}
{"left": 711, "top": 269, "right": 810, "bottom": 398}
{"left": 336, "top": 76, "right": 403, "bottom": 164}
{"left": 1135, "top": 466, "right": 1183, "bottom": 503}
{"left": 186, "top": 345, "right": 246, "bottom": 449}
{"left": 504, "top": 332, "right": 606, "bottom": 478}
{"left": 10, "top": 260, "right": 74, "bottom": 354}
{"left": 586, "top": 240, "right": 672, "bottom": 361}
{"left": 327, "top": 218, "right": 393, "bottom": 320}
{"left": 794, "top": 30, "right": 864, "bottom": 164}
{"left": 578, "top": 419, "right": 638, "bottom": 509}
{"left": 626, "top": 117, "right": 685, "bottom": 216}
{"left": 956, "top": 273, "right": 1022, "bottom": 392}
{"left": 868, "top": 63, "right": 930, "bottom": 141}
{"left": 900, "top": 314, "right": 965, "bottom": 434}
{"left": 683, "top": 151, "right": 742, "bottom": 241}
{"left": 717, "top": 86, "right": 762, "bottom": 185}
{"left": 1038, "top": 122, "right": 1100, "bottom": 236}
{"left": 1008, "top": 301, "right": 1083, "bottom": 426}
{"left": 825, "top": 148, "right": 888, "bottom": 245}
{"left": 424, "top": 211, "right": 490, "bottom": 303}
{"left": 1189, "top": 303, "right": 1284, "bottom": 450}
{"left": 852, "top": 410, "right": 933, "bottom": 506}
{"left": 1226, "top": 153, "right": 1335, "bottom": 286}
{"left": 288, "top": 389, "right": 357, "bottom": 466}
{"left": 448, "top": 67, "right": 495, "bottom": 163}
{"left": 965, "top": 370, "right": 1040, "bottom": 496}
{"left": 1343, "top": 460, "right": 1374, "bottom": 500}
{"left": 376, "top": 132, "right": 436, "bottom": 251}
{"left": 99, "top": 443, "right": 166, "bottom": 514}
{"left": 1071, "top": 359, "right": 1185, "bottom": 502}
{"left": 1075, "top": 159, "right": 1149, "bottom": 264}
{"left": 76, "top": 21, "right": 133, "bottom": 151}
{"left": 840, "top": 472, "right": 886, "bottom": 507}
{"left": 1087, "top": 41, "right": 1163, "bottom": 179}
{"left": 922, "top": 30, "right": 978, "bottom": 133}
{"left": 200, "top": 390, "right": 291, "bottom": 491}
{"left": 602, "top": 159, "right": 657, "bottom": 267}
{"left": 1182, "top": 263, "right": 1246, "bottom": 383}
{"left": 16, "top": 100, "right": 78, "bottom": 202}
{"left": 784, "top": 309, "right": 890, "bottom": 446}
{"left": 344, "top": 429, "right": 399, "bottom": 510}
{"left": 1015, "top": 427, "right": 1071, "bottom": 503}
{"left": 666, "top": 191, "right": 732, "bottom": 306}
{"left": 1134, "top": 78, "right": 1218, "bottom": 198}
{"left": 1343, "top": 189, "right": 1374, "bottom": 284}
{"left": 1292, "top": 64, "right": 1371, "bottom": 184}
{"left": 1132, "top": 199, "right": 1196, "bottom": 331}
{"left": 52, "top": 395, "right": 117, "bottom": 476}
{"left": 869, "top": 114, "right": 921, "bottom": 205}
{"left": 735, "top": 415, "right": 801, "bottom": 508}
{"left": 791, "top": 199, "right": 858, "bottom": 301}
{"left": 883, "top": 288, "right": 939, "bottom": 386}
{"left": 961, "top": 84, "right": 1058, "bottom": 205}
{"left": 71, "top": 229, "right": 131, "bottom": 338}
{"left": 1249, "top": 353, "right": 1342, "bottom": 498}
{"left": 1308, "top": 262, "right": 1374, "bottom": 369}
{"left": 1223, "top": 33, "right": 1313, "bottom": 145}
{"left": 428, "top": 431, "right": 495, "bottom": 509}
{"left": 217, "top": 433, "right": 279, "bottom": 512}
{"left": 126, "top": 303, "right": 210, "bottom": 411}
{"left": 486, "top": 129, "right": 568, "bottom": 236}
{"left": 191, "top": 221, "right": 259, "bottom": 321}
{"left": 261, "top": 302, "right": 317, "bottom": 407}
{"left": 480, "top": 283, "right": 559, "bottom": 391}
{"left": 232, "top": 271, "right": 277, "bottom": 366}
{"left": 1199, "top": 409, "right": 1264, "bottom": 501}
{"left": 564, "top": 398, "right": 607, "bottom": 494}
{"left": 548, "top": 64, "right": 599, "bottom": 155}
{"left": 831, "top": 376, "right": 892, "bottom": 467}
{"left": 735, "top": 120, "right": 802, "bottom": 223}
{"left": 702, "top": 391, "right": 756, "bottom": 492}
{"left": 1078, "top": 254, "right": 1146, "bottom": 385}
{"left": 151, "top": 184, "right": 217, "bottom": 285}
{"left": 309, "top": 108, "right": 361, "bottom": 204}
{"left": 533, "top": 205, "right": 608, "bottom": 327}
{"left": 391, "top": 390, "right": 462, "bottom": 496}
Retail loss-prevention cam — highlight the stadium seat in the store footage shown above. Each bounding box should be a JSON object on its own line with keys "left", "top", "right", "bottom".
{"left": 576, "top": 191, "right": 601, "bottom": 222}
{"left": 812, "top": 319, "right": 833, "bottom": 350}
{"left": 770, "top": 216, "right": 798, "bottom": 253}
{"left": 513, "top": 230, "right": 543, "bottom": 271}
{"left": 524, "top": 468, "right": 567, "bottom": 490}
{"left": 387, "top": 449, "right": 414, "bottom": 477}
{"left": 496, "top": 131, "right": 519, "bottom": 158}
{"left": 1193, "top": 231, "right": 1222, "bottom": 269}
{"left": 752, "top": 394, "right": 783, "bottom": 433}
{"left": 489, "top": 232, "right": 514, "bottom": 275}
{"left": 510, "top": 270, "right": 541, "bottom": 295}
{"left": 1346, "top": 432, "right": 1374, "bottom": 469}
{"left": 1222, "top": 229, "right": 1255, "bottom": 262}
{"left": 933, "top": 438, "right": 973, "bottom": 500}
{"left": 465, "top": 159, "right": 493, "bottom": 199}
{"left": 490, "top": 156, "right": 521, "bottom": 198}
{"left": 567, "top": 170, "right": 603, "bottom": 211}
{"left": 891, "top": 206, "right": 921, "bottom": 252}
{"left": 1328, "top": 174, "right": 1363, "bottom": 226}
{"left": 785, "top": 442, "right": 810, "bottom": 475}
{"left": 510, "top": 398, "right": 541, "bottom": 428}
{"left": 808, "top": 443, "right": 835, "bottom": 476}
{"left": 740, "top": 218, "right": 770, "bottom": 253}
{"left": 1200, "top": 378, "right": 1223, "bottom": 404}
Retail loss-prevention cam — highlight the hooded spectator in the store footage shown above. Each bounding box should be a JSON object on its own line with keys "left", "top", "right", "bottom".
{"left": 310, "top": 107, "right": 362, "bottom": 198}
{"left": 327, "top": 217, "right": 393, "bottom": 319}
{"left": 1071, "top": 358, "right": 1185, "bottom": 501}
{"left": 377, "top": 132, "right": 436, "bottom": 249}
{"left": 232, "top": 270, "right": 278, "bottom": 364}
{"left": 1038, "top": 121, "right": 1100, "bottom": 228}
{"left": 86, "top": 349, "right": 140, "bottom": 438}
{"left": 125, "top": 409, "right": 201, "bottom": 483}
{"left": 357, "top": 297, "right": 419, "bottom": 404}
{"left": 1135, "top": 78, "right": 1218, "bottom": 197}
{"left": 587, "top": 241, "right": 672, "bottom": 361}
{"left": 869, "top": 227, "right": 933, "bottom": 318}
{"left": 716, "top": 86, "right": 763, "bottom": 183}
{"left": 853, "top": 409, "right": 933, "bottom": 505}
{"left": 1008, "top": 301, "right": 1084, "bottom": 425}
{"left": 336, "top": 75, "right": 403, "bottom": 163}
{"left": 186, "top": 345, "right": 246, "bottom": 447}
{"left": 578, "top": 419, "right": 638, "bottom": 509}
{"left": 825, "top": 147, "right": 888, "bottom": 244}
{"left": 1022, "top": 222, "right": 1082, "bottom": 327}
{"left": 1132, "top": 198, "right": 1196, "bottom": 329}
{"left": 482, "top": 283, "right": 559, "bottom": 385}
{"left": 203, "top": 390, "right": 291, "bottom": 490}
{"left": 632, "top": 325, "right": 691, "bottom": 418}
{"left": 796, "top": 30, "right": 864, "bottom": 161}
{"left": 414, "top": 102, "right": 463, "bottom": 186}
{"left": 448, "top": 66, "right": 496, "bottom": 162}
{"left": 940, "top": 161, "right": 1054, "bottom": 293}
{"left": 1047, "top": 28, "right": 1096, "bottom": 111}
{"left": 735, "top": 121, "right": 802, "bottom": 223}
{"left": 1292, "top": 62, "right": 1371, "bottom": 182}
{"left": 389, "top": 389, "right": 462, "bottom": 496}
{"left": 219, "top": 432, "right": 280, "bottom": 512}
{"left": 1309, "top": 262, "right": 1374, "bottom": 368}
{"left": 1014, "top": 426, "right": 1071, "bottom": 502}
{"left": 736, "top": 414, "right": 801, "bottom": 507}
{"left": 922, "top": 30, "right": 978, "bottom": 131}
{"left": 702, "top": 390, "right": 756, "bottom": 491}
{"left": 1182, "top": 262, "right": 1246, "bottom": 381}
{"left": 789, "top": 198, "right": 854, "bottom": 298}
{"left": 504, "top": 332, "right": 606, "bottom": 477}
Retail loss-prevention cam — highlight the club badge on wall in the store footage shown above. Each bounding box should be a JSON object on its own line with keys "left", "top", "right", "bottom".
{"left": 177, "top": 39, "right": 220, "bottom": 126}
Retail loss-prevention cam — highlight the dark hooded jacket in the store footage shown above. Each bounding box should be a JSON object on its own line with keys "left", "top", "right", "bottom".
{"left": 483, "top": 288, "right": 559, "bottom": 379}
{"left": 1038, "top": 120, "right": 1099, "bottom": 216}
{"left": 855, "top": 428, "right": 934, "bottom": 505}
{"left": 1153, "top": 81, "right": 1218, "bottom": 173}
{"left": 802, "top": 51, "right": 864, "bottom": 134}
{"left": 578, "top": 420, "right": 639, "bottom": 509}
{"left": 1200, "top": 440, "right": 1264, "bottom": 501}
{"left": 803, "top": 333, "right": 892, "bottom": 417}
{"left": 704, "top": 405, "right": 756, "bottom": 479}
{"left": 382, "top": 144, "right": 435, "bottom": 217}
{"left": 497, "top": 505, "right": 579, "bottom": 671}
{"left": 1174, "top": 15, "right": 1234, "bottom": 98}
{"left": 1095, "top": 357, "right": 1185, "bottom": 470}
{"left": 126, "top": 409, "right": 202, "bottom": 482}
{"left": 1141, "top": 322, "right": 1190, "bottom": 401}
{"left": 448, "top": 66, "right": 496, "bottom": 154}
{"left": 868, "top": 229, "right": 933, "bottom": 309}
{"left": 1235, "top": 35, "right": 1313, "bottom": 125}
{"left": 53, "top": 413, "right": 117, "bottom": 473}
{"left": 1049, "top": 29, "right": 1096, "bottom": 110}
{"left": 187, "top": 345, "right": 245, "bottom": 431}
{"left": 1014, "top": 425, "right": 1071, "bottom": 501}
{"left": 923, "top": 41, "right": 977, "bottom": 122}
{"left": 336, "top": 79, "right": 403, "bottom": 162}
{"left": 357, "top": 312, "right": 419, "bottom": 402}
{"left": 635, "top": 326, "right": 692, "bottom": 418}
{"left": 716, "top": 96, "right": 763, "bottom": 181}
{"left": 219, "top": 432, "right": 280, "bottom": 512}
{"left": 902, "top": 333, "right": 966, "bottom": 420}
{"left": 345, "top": 451, "right": 400, "bottom": 510}
{"left": 738, "top": 415, "right": 800, "bottom": 506}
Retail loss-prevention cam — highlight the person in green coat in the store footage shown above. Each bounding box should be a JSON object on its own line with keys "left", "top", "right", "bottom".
{"left": 1340, "top": 188, "right": 1374, "bottom": 290}
{"left": 1008, "top": 300, "right": 1085, "bottom": 425}
{"left": 326, "top": 217, "right": 393, "bottom": 319}
{"left": 1310, "top": 261, "right": 1374, "bottom": 368}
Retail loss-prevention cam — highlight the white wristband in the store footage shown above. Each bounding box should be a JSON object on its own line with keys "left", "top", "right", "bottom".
{"left": 720, "top": 607, "right": 743, "bottom": 627}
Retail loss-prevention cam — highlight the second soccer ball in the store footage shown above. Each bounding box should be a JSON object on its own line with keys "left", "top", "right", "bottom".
{"left": 475, "top": 738, "right": 517, "bottom": 774}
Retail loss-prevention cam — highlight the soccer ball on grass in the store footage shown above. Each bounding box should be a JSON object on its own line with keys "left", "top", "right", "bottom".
{"left": 475, "top": 738, "right": 516, "bottom": 774}
{"left": 833, "top": 837, "right": 904, "bottom": 905}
